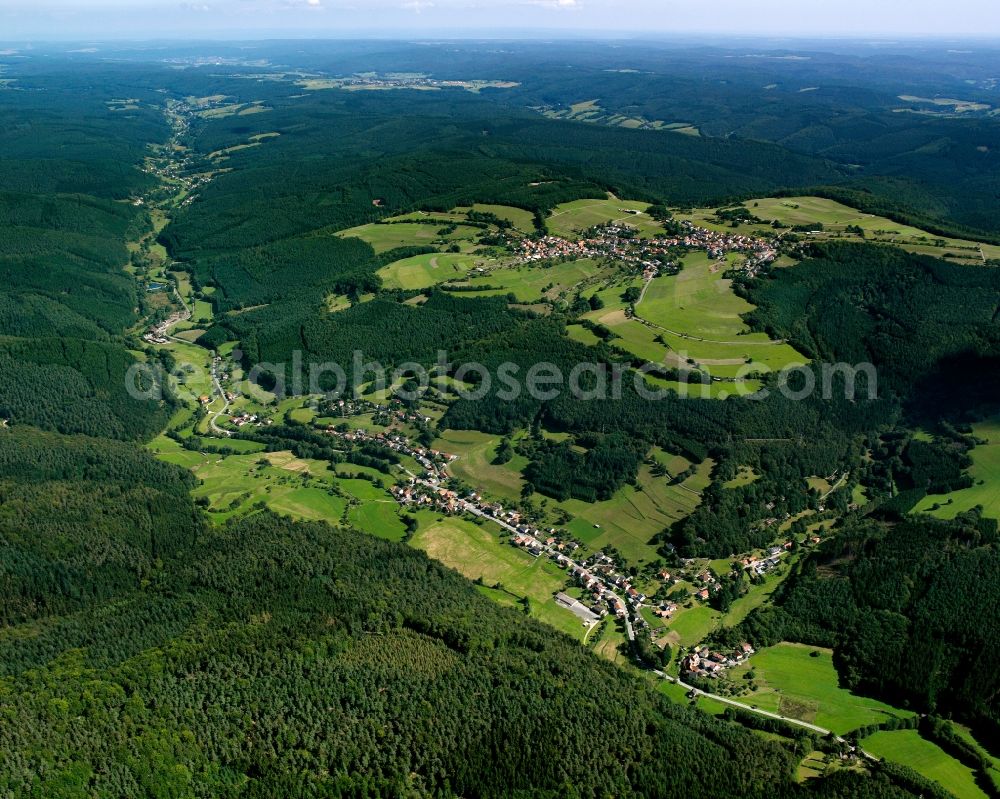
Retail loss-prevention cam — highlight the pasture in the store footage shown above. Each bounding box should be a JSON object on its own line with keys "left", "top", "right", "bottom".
{"left": 409, "top": 513, "right": 585, "bottom": 640}
{"left": 435, "top": 429, "right": 528, "bottom": 502}
{"left": 454, "top": 203, "right": 536, "bottom": 233}
{"left": 547, "top": 197, "right": 662, "bottom": 239}
{"left": 378, "top": 251, "right": 488, "bottom": 290}
{"left": 729, "top": 642, "right": 913, "bottom": 735}
{"left": 558, "top": 456, "right": 712, "bottom": 565}
{"left": 635, "top": 252, "right": 807, "bottom": 380}
{"left": 915, "top": 417, "right": 1000, "bottom": 521}
{"left": 337, "top": 221, "right": 479, "bottom": 253}
{"left": 148, "top": 439, "right": 409, "bottom": 540}
{"left": 739, "top": 196, "right": 999, "bottom": 264}
{"left": 447, "top": 258, "right": 612, "bottom": 302}
{"left": 862, "top": 730, "right": 986, "bottom": 799}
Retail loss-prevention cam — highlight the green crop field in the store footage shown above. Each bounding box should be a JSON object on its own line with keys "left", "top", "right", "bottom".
{"left": 862, "top": 730, "right": 986, "bottom": 799}
{"left": 915, "top": 417, "right": 1000, "bottom": 521}
{"left": 547, "top": 197, "right": 662, "bottom": 239}
{"left": 409, "top": 512, "right": 585, "bottom": 639}
{"left": 730, "top": 643, "right": 913, "bottom": 734}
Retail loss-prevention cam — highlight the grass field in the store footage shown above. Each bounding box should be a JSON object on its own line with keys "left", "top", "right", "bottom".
{"left": 409, "top": 512, "right": 586, "bottom": 640}
{"left": 730, "top": 643, "right": 913, "bottom": 734}
{"left": 547, "top": 197, "right": 663, "bottom": 240}
{"left": 378, "top": 251, "right": 495, "bottom": 290}
{"left": 455, "top": 203, "right": 536, "bottom": 233}
{"left": 749, "top": 196, "right": 1000, "bottom": 262}
{"left": 915, "top": 417, "right": 1000, "bottom": 521}
{"left": 446, "top": 258, "right": 613, "bottom": 302}
{"left": 862, "top": 730, "right": 987, "bottom": 799}
{"left": 636, "top": 252, "right": 807, "bottom": 382}
{"left": 148, "top": 436, "right": 410, "bottom": 540}
{"left": 435, "top": 429, "right": 528, "bottom": 502}
{"left": 557, "top": 456, "right": 712, "bottom": 565}
{"left": 673, "top": 196, "right": 1000, "bottom": 265}
{"left": 337, "top": 221, "right": 479, "bottom": 254}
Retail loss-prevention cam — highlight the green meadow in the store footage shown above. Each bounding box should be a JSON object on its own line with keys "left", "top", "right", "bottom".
{"left": 673, "top": 195, "right": 1000, "bottom": 265}
{"left": 148, "top": 435, "right": 411, "bottom": 540}
{"left": 409, "top": 512, "right": 586, "bottom": 640}
{"left": 729, "top": 642, "right": 913, "bottom": 735}
{"left": 435, "top": 429, "right": 529, "bottom": 502}
{"left": 547, "top": 197, "right": 662, "bottom": 239}
{"left": 557, "top": 456, "right": 712, "bottom": 566}
{"left": 915, "top": 417, "right": 1000, "bottom": 521}
{"left": 446, "top": 258, "right": 612, "bottom": 302}
{"left": 862, "top": 730, "right": 986, "bottom": 799}
{"left": 636, "top": 252, "right": 807, "bottom": 379}
{"left": 455, "top": 203, "right": 537, "bottom": 233}
{"left": 337, "top": 220, "right": 479, "bottom": 253}
{"left": 378, "top": 251, "right": 489, "bottom": 290}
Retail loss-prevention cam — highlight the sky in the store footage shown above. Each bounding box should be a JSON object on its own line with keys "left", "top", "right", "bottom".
{"left": 1, "top": 0, "right": 999, "bottom": 40}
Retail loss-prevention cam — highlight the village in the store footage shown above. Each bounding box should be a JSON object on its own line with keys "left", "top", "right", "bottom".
{"left": 516, "top": 218, "right": 779, "bottom": 277}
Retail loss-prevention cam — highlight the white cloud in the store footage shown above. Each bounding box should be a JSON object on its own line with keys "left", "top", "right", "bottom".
{"left": 401, "top": 0, "right": 433, "bottom": 11}
{"left": 526, "top": 0, "right": 581, "bottom": 9}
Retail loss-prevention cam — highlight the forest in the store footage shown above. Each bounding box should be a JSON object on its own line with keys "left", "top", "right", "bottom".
{"left": 0, "top": 425, "right": 932, "bottom": 799}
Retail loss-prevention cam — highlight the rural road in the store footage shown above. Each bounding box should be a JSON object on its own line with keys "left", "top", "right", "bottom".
{"left": 207, "top": 361, "right": 232, "bottom": 437}
{"left": 653, "top": 670, "right": 874, "bottom": 759}
{"left": 406, "top": 468, "right": 636, "bottom": 641}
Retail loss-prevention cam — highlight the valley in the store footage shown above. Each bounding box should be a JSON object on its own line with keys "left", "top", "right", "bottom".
{"left": 2, "top": 39, "right": 999, "bottom": 799}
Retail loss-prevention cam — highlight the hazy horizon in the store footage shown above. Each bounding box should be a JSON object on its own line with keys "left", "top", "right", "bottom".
{"left": 2, "top": 0, "right": 999, "bottom": 41}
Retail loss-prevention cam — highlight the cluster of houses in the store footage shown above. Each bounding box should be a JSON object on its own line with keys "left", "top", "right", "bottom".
{"left": 652, "top": 601, "right": 679, "bottom": 619}
{"left": 229, "top": 412, "right": 262, "bottom": 428}
{"left": 516, "top": 224, "right": 669, "bottom": 274}
{"left": 659, "top": 222, "right": 778, "bottom": 275}
{"left": 392, "top": 481, "right": 464, "bottom": 514}
{"left": 742, "top": 543, "right": 792, "bottom": 577}
{"left": 681, "top": 643, "right": 756, "bottom": 679}
{"left": 325, "top": 426, "right": 454, "bottom": 480}
{"left": 142, "top": 307, "right": 187, "bottom": 344}
{"left": 324, "top": 398, "right": 432, "bottom": 429}
{"left": 692, "top": 569, "right": 723, "bottom": 602}
{"left": 514, "top": 219, "right": 778, "bottom": 277}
